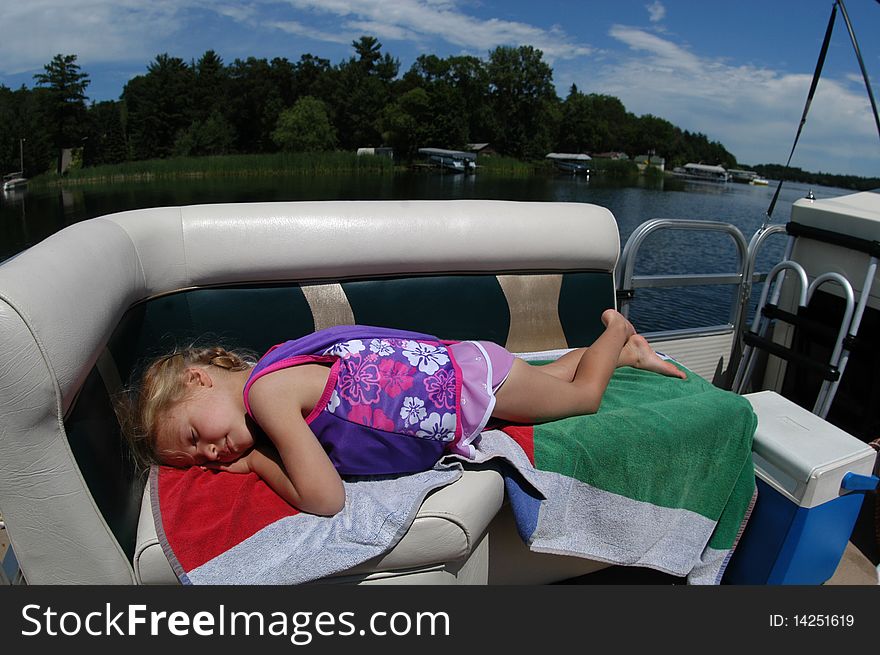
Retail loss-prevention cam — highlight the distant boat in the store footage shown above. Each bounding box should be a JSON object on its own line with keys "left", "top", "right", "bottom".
{"left": 2, "top": 172, "right": 27, "bottom": 192}
{"left": 728, "top": 168, "right": 769, "bottom": 185}
{"left": 546, "top": 152, "right": 591, "bottom": 174}
{"left": 417, "top": 148, "right": 476, "bottom": 173}
{"left": 671, "top": 163, "right": 729, "bottom": 183}
{"left": 3, "top": 138, "right": 27, "bottom": 192}
{"left": 357, "top": 147, "right": 394, "bottom": 159}
{"left": 728, "top": 168, "right": 757, "bottom": 184}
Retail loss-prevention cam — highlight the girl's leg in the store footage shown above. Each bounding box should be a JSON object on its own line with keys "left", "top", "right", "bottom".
{"left": 540, "top": 336, "right": 686, "bottom": 383}
{"left": 619, "top": 335, "right": 687, "bottom": 379}
{"left": 493, "top": 310, "right": 630, "bottom": 423}
{"left": 493, "top": 310, "right": 685, "bottom": 424}
{"left": 537, "top": 347, "right": 588, "bottom": 382}
{"left": 539, "top": 310, "right": 628, "bottom": 381}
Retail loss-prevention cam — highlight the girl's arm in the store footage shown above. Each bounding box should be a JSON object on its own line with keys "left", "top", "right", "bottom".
{"left": 204, "top": 445, "right": 339, "bottom": 515}
{"left": 245, "top": 373, "right": 345, "bottom": 516}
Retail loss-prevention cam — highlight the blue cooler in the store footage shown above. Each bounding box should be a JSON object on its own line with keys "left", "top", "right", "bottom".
{"left": 724, "top": 391, "right": 878, "bottom": 584}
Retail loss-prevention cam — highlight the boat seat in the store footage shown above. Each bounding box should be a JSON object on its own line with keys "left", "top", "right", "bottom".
{"left": 0, "top": 199, "right": 620, "bottom": 584}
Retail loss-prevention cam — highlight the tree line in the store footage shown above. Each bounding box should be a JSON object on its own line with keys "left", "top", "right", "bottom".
{"left": 749, "top": 164, "right": 878, "bottom": 193}
{"left": 0, "top": 37, "right": 776, "bottom": 179}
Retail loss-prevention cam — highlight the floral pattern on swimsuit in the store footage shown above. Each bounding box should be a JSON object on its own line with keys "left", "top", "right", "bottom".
{"left": 324, "top": 338, "right": 458, "bottom": 442}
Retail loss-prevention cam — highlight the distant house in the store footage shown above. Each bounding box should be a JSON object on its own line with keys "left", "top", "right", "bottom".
{"left": 634, "top": 154, "right": 665, "bottom": 172}
{"left": 592, "top": 151, "right": 629, "bottom": 160}
{"left": 467, "top": 143, "right": 497, "bottom": 156}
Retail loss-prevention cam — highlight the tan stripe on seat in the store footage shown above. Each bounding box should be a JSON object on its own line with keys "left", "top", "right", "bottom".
{"left": 95, "top": 348, "right": 124, "bottom": 397}
{"left": 496, "top": 274, "right": 568, "bottom": 352}
{"left": 301, "top": 282, "right": 355, "bottom": 331}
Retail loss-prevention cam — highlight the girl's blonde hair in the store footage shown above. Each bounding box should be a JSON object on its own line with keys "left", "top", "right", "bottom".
{"left": 117, "top": 345, "right": 255, "bottom": 470}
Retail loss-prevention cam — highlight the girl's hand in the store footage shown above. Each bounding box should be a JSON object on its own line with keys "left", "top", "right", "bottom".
{"left": 202, "top": 449, "right": 254, "bottom": 474}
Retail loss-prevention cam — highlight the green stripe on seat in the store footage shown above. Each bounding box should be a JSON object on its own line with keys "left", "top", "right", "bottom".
{"left": 558, "top": 272, "right": 615, "bottom": 347}
{"left": 64, "top": 366, "right": 143, "bottom": 560}
{"left": 108, "top": 286, "right": 315, "bottom": 381}
{"left": 342, "top": 275, "right": 511, "bottom": 343}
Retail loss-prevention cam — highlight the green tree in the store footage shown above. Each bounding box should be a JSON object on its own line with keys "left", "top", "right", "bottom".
{"left": 33, "top": 54, "right": 90, "bottom": 173}
{"left": 272, "top": 96, "right": 337, "bottom": 151}
{"left": 380, "top": 87, "right": 431, "bottom": 158}
{"left": 174, "top": 111, "right": 236, "bottom": 156}
{"left": 226, "top": 57, "right": 286, "bottom": 153}
{"left": 400, "top": 54, "right": 480, "bottom": 151}
{"left": 192, "top": 50, "right": 229, "bottom": 125}
{"left": 293, "top": 54, "right": 334, "bottom": 100}
{"left": 558, "top": 85, "right": 605, "bottom": 152}
{"left": 332, "top": 37, "right": 399, "bottom": 149}
{"left": 445, "top": 55, "right": 492, "bottom": 144}
{"left": 122, "top": 54, "right": 194, "bottom": 159}
{"left": 627, "top": 114, "right": 675, "bottom": 158}
{"left": 82, "top": 100, "right": 127, "bottom": 166}
{"left": 486, "top": 46, "right": 558, "bottom": 158}
{"left": 0, "top": 84, "right": 55, "bottom": 176}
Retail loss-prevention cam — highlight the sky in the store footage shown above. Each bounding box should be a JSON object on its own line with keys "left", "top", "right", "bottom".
{"left": 1, "top": 0, "right": 879, "bottom": 177}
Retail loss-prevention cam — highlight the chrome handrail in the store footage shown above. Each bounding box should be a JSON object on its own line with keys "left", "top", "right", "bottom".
{"left": 617, "top": 219, "right": 793, "bottom": 388}
{"left": 733, "top": 224, "right": 790, "bottom": 357}
{"left": 617, "top": 219, "right": 750, "bottom": 330}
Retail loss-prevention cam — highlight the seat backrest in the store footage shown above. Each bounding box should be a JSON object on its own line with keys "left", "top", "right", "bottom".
{"left": 0, "top": 199, "right": 619, "bottom": 583}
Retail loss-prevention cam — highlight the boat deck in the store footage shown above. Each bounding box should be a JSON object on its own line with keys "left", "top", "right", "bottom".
{"left": 558, "top": 542, "right": 878, "bottom": 585}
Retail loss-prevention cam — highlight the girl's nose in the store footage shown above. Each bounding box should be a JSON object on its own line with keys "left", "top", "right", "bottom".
{"left": 202, "top": 442, "right": 219, "bottom": 461}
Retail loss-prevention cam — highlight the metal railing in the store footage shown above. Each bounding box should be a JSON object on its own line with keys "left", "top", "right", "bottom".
{"left": 616, "top": 219, "right": 788, "bottom": 377}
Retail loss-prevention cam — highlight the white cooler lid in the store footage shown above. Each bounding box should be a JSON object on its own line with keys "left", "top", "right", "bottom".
{"left": 790, "top": 191, "right": 880, "bottom": 242}
{"left": 744, "top": 391, "right": 877, "bottom": 508}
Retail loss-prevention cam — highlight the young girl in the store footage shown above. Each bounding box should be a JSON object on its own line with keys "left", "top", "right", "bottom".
{"left": 122, "top": 309, "right": 685, "bottom": 517}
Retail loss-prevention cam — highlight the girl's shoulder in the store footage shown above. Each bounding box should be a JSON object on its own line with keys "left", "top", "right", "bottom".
{"left": 248, "top": 363, "right": 332, "bottom": 418}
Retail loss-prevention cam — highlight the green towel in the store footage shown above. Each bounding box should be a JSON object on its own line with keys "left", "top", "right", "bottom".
{"left": 482, "top": 363, "right": 758, "bottom": 583}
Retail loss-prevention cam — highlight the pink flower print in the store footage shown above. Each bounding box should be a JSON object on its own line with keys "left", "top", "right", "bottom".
{"left": 337, "top": 355, "right": 381, "bottom": 405}
{"left": 378, "top": 358, "right": 415, "bottom": 398}
{"left": 348, "top": 405, "right": 395, "bottom": 431}
{"left": 372, "top": 409, "right": 395, "bottom": 431}
{"left": 424, "top": 369, "right": 456, "bottom": 409}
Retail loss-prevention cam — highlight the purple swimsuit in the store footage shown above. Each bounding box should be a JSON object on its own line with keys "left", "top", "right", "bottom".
{"left": 243, "top": 325, "right": 514, "bottom": 476}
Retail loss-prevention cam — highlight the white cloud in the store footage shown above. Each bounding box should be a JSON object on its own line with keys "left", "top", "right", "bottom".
{"left": 587, "top": 26, "right": 878, "bottom": 175}
{"left": 0, "top": 0, "right": 191, "bottom": 74}
{"left": 265, "top": 20, "right": 353, "bottom": 45}
{"left": 1, "top": 0, "right": 593, "bottom": 79}
{"left": 646, "top": 1, "right": 666, "bottom": 23}
{"left": 277, "top": 0, "right": 593, "bottom": 61}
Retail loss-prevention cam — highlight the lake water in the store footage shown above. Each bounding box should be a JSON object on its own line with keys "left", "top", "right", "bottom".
{"left": 0, "top": 171, "right": 851, "bottom": 333}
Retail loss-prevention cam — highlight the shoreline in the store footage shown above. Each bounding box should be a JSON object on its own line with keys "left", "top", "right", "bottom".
{"left": 26, "top": 152, "right": 650, "bottom": 188}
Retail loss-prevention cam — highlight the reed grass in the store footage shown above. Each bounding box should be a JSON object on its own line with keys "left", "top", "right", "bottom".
{"left": 476, "top": 154, "right": 545, "bottom": 176}
{"left": 31, "top": 151, "right": 395, "bottom": 186}
{"left": 588, "top": 158, "right": 640, "bottom": 177}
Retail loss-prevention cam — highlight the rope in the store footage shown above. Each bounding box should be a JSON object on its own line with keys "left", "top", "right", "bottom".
{"left": 764, "top": 2, "right": 837, "bottom": 224}
{"left": 765, "top": 0, "right": 880, "bottom": 225}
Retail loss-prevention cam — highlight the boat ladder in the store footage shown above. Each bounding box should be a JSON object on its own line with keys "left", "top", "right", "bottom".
{"left": 731, "top": 221, "right": 880, "bottom": 419}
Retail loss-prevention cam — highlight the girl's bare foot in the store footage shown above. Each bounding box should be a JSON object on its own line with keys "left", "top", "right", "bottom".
{"left": 601, "top": 309, "right": 635, "bottom": 338}
{"left": 620, "top": 335, "right": 687, "bottom": 379}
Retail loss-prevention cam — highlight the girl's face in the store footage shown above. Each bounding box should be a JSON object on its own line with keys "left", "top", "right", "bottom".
{"left": 156, "top": 371, "right": 255, "bottom": 467}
